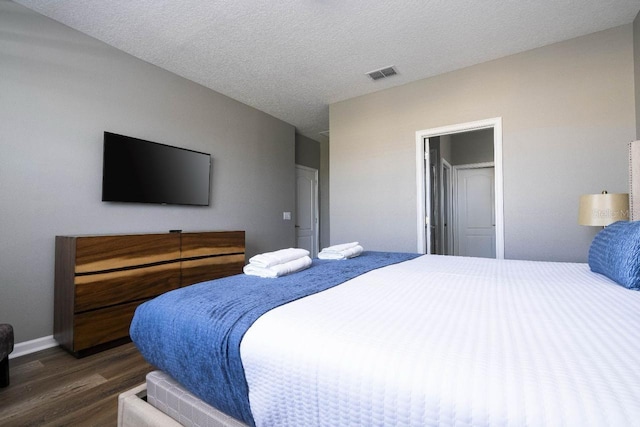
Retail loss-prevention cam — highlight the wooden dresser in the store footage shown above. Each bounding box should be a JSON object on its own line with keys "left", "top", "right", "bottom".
{"left": 54, "top": 231, "right": 245, "bottom": 357}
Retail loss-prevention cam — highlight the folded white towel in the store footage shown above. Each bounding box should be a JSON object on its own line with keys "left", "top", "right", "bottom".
{"left": 243, "top": 255, "right": 312, "bottom": 278}
{"left": 321, "top": 242, "right": 359, "bottom": 253}
{"left": 248, "top": 248, "right": 310, "bottom": 269}
{"left": 318, "top": 245, "right": 364, "bottom": 260}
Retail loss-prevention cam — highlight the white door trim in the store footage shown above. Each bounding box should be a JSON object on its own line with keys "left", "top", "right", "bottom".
{"left": 441, "top": 158, "right": 453, "bottom": 255}
{"left": 415, "top": 117, "right": 504, "bottom": 258}
{"left": 295, "top": 164, "right": 319, "bottom": 257}
{"left": 454, "top": 161, "right": 495, "bottom": 170}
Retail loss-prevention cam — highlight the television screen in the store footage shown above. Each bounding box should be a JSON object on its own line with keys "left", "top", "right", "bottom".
{"left": 102, "top": 132, "right": 211, "bottom": 206}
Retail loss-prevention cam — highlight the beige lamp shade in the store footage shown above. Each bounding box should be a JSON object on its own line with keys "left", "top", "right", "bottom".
{"left": 578, "top": 192, "right": 629, "bottom": 226}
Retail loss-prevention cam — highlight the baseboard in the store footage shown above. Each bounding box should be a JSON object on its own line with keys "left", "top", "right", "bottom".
{"left": 10, "top": 335, "right": 58, "bottom": 359}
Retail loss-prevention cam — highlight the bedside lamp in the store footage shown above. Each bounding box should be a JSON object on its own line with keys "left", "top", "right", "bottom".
{"left": 578, "top": 191, "right": 629, "bottom": 226}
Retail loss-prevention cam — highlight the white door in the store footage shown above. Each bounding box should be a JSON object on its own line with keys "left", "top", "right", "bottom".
{"left": 454, "top": 167, "right": 495, "bottom": 258}
{"left": 295, "top": 165, "right": 318, "bottom": 257}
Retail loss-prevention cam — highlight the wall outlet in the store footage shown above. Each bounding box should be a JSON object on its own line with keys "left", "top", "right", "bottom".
{"left": 283, "top": 212, "right": 291, "bottom": 220}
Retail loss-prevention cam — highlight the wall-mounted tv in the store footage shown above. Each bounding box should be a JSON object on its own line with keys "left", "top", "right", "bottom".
{"left": 102, "top": 132, "right": 211, "bottom": 206}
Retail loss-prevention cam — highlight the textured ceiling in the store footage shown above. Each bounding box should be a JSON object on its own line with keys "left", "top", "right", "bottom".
{"left": 13, "top": 0, "right": 640, "bottom": 143}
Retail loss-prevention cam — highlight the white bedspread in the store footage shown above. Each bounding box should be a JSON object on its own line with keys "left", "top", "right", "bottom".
{"left": 240, "top": 255, "right": 640, "bottom": 426}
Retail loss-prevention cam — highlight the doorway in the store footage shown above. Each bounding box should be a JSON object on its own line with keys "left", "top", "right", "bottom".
{"left": 295, "top": 165, "right": 319, "bottom": 257}
{"left": 415, "top": 118, "right": 504, "bottom": 258}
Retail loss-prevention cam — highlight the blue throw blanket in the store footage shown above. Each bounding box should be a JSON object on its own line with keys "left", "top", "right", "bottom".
{"left": 130, "top": 251, "right": 420, "bottom": 426}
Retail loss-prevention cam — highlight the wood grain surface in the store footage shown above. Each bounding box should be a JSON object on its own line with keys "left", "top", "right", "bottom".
{"left": 0, "top": 343, "right": 153, "bottom": 426}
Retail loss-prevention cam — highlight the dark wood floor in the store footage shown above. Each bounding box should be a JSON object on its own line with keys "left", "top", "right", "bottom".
{"left": 0, "top": 342, "right": 154, "bottom": 426}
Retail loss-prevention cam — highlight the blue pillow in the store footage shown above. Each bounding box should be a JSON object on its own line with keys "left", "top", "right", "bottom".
{"left": 588, "top": 220, "right": 640, "bottom": 290}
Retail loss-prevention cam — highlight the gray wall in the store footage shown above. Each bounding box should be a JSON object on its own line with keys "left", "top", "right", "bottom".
{"left": 318, "top": 138, "right": 330, "bottom": 250}
{"left": 295, "top": 133, "right": 330, "bottom": 249}
{"left": 1, "top": 1, "right": 296, "bottom": 343}
{"left": 431, "top": 130, "right": 493, "bottom": 166}
{"left": 295, "top": 133, "right": 320, "bottom": 170}
{"left": 450, "top": 129, "right": 494, "bottom": 165}
{"left": 439, "top": 135, "right": 452, "bottom": 163}
{"left": 330, "top": 25, "right": 635, "bottom": 262}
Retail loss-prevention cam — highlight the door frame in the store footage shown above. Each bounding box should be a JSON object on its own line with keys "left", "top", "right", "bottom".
{"left": 295, "top": 164, "right": 319, "bottom": 257}
{"left": 415, "top": 117, "right": 504, "bottom": 258}
{"left": 440, "top": 158, "right": 453, "bottom": 255}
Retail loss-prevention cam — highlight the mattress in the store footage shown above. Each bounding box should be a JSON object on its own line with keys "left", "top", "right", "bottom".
{"left": 240, "top": 255, "right": 640, "bottom": 426}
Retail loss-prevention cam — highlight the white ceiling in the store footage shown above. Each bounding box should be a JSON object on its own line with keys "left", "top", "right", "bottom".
{"left": 14, "top": 0, "right": 640, "bottom": 143}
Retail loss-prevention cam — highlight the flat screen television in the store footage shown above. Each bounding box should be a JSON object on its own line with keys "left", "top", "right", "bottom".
{"left": 102, "top": 132, "right": 211, "bottom": 206}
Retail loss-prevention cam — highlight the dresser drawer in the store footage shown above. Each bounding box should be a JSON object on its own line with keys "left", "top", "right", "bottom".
{"left": 181, "top": 253, "right": 245, "bottom": 286}
{"left": 74, "top": 233, "right": 180, "bottom": 274}
{"left": 73, "top": 300, "right": 143, "bottom": 352}
{"left": 74, "top": 262, "right": 180, "bottom": 313}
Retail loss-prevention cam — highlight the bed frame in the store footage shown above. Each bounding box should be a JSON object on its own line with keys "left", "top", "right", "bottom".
{"left": 119, "top": 371, "right": 248, "bottom": 427}
{"left": 118, "top": 384, "right": 181, "bottom": 427}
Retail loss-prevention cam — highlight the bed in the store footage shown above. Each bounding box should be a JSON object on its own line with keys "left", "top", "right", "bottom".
{"left": 122, "top": 244, "right": 640, "bottom": 426}
{"left": 118, "top": 142, "right": 640, "bottom": 427}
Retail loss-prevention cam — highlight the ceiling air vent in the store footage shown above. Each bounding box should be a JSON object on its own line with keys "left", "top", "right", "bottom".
{"left": 366, "top": 66, "right": 398, "bottom": 81}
